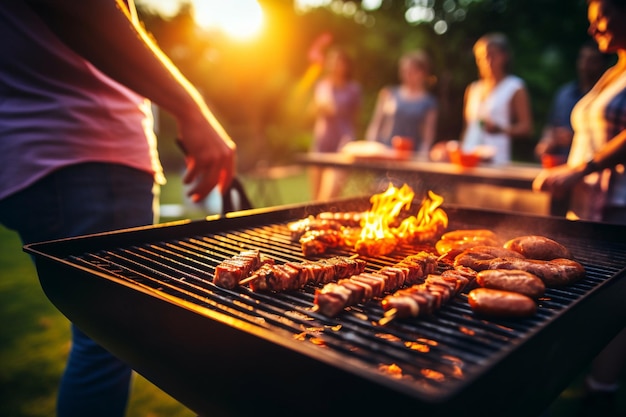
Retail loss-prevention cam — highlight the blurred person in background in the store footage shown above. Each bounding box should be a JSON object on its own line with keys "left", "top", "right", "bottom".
{"left": 365, "top": 49, "right": 438, "bottom": 156}
{"left": 533, "top": 0, "right": 626, "bottom": 415}
{"left": 0, "top": 1, "right": 236, "bottom": 416}
{"left": 535, "top": 40, "right": 610, "bottom": 167}
{"left": 535, "top": 40, "right": 610, "bottom": 216}
{"left": 459, "top": 32, "right": 533, "bottom": 165}
{"left": 309, "top": 46, "right": 362, "bottom": 201}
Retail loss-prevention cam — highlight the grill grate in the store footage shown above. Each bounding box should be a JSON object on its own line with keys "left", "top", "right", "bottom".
{"left": 64, "top": 214, "right": 626, "bottom": 401}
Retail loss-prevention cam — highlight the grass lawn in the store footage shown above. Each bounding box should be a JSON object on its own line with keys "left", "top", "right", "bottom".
{"left": 0, "top": 167, "right": 621, "bottom": 416}
{"left": 0, "top": 168, "right": 319, "bottom": 417}
{"left": 0, "top": 225, "right": 198, "bottom": 417}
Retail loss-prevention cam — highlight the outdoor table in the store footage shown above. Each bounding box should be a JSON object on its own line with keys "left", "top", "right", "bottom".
{"left": 296, "top": 152, "right": 552, "bottom": 215}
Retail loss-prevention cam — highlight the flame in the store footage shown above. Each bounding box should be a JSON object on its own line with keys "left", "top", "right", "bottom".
{"left": 355, "top": 184, "right": 448, "bottom": 257}
{"left": 394, "top": 190, "right": 448, "bottom": 244}
{"left": 405, "top": 341, "right": 430, "bottom": 352}
{"left": 356, "top": 183, "right": 414, "bottom": 256}
{"left": 421, "top": 368, "right": 445, "bottom": 382}
{"left": 379, "top": 363, "right": 404, "bottom": 378}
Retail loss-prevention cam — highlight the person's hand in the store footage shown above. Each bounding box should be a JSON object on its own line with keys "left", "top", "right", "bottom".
{"left": 552, "top": 126, "right": 575, "bottom": 148}
{"left": 316, "top": 101, "right": 336, "bottom": 116}
{"left": 176, "top": 110, "right": 237, "bottom": 203}
{"left": 534, "top": 139, "right": 553, "bottom": 158}
{"left": 482, "top": 119, "right": 504, "bottom": 134}
{"left": 532, "top": 164, "right": 585, "bottom": 198}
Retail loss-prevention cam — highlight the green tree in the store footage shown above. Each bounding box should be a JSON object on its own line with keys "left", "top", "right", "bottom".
{"left": 138, "top": 0, "right": 594, "bottom": 165}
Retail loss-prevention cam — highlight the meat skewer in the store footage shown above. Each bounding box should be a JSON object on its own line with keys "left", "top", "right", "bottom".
{"left": 379, "top": 266, "right": 477, "bottom": 324}
{"left": 287, "top": 212, "right": 366, "bottom": 257}
{"left": 314, "top": 251, "right": 439, "bottom": 317}
{"left": 299, "top": 229, "right": 347, "bottom": 257}
{"left": 242, "top": 255, "right": 367, "bottom": 293}
{"left": 213, "top": 249, "right": 273, "bottom": 289}
{"left": 315, "top": 211, "right": 366, "bottom": 227}
{"left": 287, "top": 215, "right": 345, "bottom": 242}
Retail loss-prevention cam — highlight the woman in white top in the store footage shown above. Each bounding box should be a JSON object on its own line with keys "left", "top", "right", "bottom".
{"left": 534, "top": 1, "right": 626, "bottom": 413}
{"left": 460, "top": 33, "right": 533, "bottom": 164}
{"left": 534, "top": 0, "right": 626, "bottom": 223}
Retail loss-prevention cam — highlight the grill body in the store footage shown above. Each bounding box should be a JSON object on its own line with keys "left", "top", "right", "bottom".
{"left": 24, "top": 200, "right": 626, "bottom": 417}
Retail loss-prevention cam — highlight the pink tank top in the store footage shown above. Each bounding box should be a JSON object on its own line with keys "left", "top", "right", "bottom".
{"left": 0, "top": 1, "right": 164, "bottom": 201}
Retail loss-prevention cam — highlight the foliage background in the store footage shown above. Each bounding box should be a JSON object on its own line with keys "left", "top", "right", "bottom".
{"left": 138, "top": 0, "right": 594, "bottom": 172}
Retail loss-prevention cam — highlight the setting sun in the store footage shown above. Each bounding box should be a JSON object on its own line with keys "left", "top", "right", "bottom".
{"left": 138, "top": 0, "right": 264, "bottom": 40}
{"left": 192, "top": 0, "right": 264, "bottom": 40}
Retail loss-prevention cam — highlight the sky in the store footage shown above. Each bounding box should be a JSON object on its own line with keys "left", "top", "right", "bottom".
{"left": 136, "top": 0, "right": 265, "bottom": 39}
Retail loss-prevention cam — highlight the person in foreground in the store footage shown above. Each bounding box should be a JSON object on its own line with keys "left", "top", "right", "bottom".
{"left": 0, "top": 1, "right": 236, "bottom": 416}
{"left": 533, "top": 0, "right": 626, "bottom": 415}
{"left": 460, "top": 32, "right": 533, "bottom": 164}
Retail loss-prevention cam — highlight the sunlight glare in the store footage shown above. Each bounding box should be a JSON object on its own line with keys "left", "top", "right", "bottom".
{"left": 193, "top": 0, "right": 264, "bottom": 40}
{"left": 362, "top": 0, "right": 382, "bottom": 10}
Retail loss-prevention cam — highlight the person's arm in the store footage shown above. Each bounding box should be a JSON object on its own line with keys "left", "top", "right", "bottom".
{"left": 484, "top": 86, "right": 533, "bottom": 138}
{"left": 589, "top": 128, "right": 626, "bottom": 170}
{"left": 459, "top": 84, "right": 472, "bottom": 140}
{"left": 420, "top": 106, "right": 438, "bottom": 154}
{"left": 364, "top": 88, "right": 388, "bottom": 142}
{"left": 348, "top": 84, "right": 362, "bottom": 137}
{"left": 535, "top": 126, "right": 574, "bottom": 158}
{"left": 28, "top": 0, "right": 236, "bottom": 202}
{"left": 463, "top": 83, "right": 476, "bottom": 127}
{"left": 508, "top": 86, "right": 534, "bottom": 138}
{"left": 312, "top": 79, "right": 336, "bottom": 117}
{"left": 533, "top": 129, "right": 626, "bottom": 195}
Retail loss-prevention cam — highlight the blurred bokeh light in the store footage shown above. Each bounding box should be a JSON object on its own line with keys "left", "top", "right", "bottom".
{"left": 137, "top": 0, "right": 264, "bottom": 40}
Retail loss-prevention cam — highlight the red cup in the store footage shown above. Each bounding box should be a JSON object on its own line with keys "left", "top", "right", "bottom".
{"left": 541, "top": 154, "right": 567, "bottom": 168}
{"left": 449, "top": 149, "right": 480, "bottom": 167}
{"left": 392, "top": 136, "right": 414, "bottom": 153}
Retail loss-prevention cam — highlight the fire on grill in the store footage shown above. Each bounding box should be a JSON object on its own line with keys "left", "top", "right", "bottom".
{"left": 288, "top": 183, "right": 448, "bottom": 257}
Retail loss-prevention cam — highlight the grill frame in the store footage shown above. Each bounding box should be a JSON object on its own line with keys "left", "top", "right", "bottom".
{"left": 24, "top": 199, "right": 626, "bottom": 417}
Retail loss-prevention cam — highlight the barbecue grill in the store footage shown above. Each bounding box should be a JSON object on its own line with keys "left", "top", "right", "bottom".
{"left": 24, "top": 198, "right": 626, "bottom": 417}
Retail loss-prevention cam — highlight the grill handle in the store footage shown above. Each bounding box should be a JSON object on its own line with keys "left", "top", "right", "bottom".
{"left": 222, "top": 177, "right": 253, "bottom": 213}
{"left": 176, "top": 137, "right": 252, "bottom": 214}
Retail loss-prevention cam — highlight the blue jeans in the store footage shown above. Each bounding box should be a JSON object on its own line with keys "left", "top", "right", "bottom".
{"left": 0, "top": 162, "right": 157, "bottom": 417}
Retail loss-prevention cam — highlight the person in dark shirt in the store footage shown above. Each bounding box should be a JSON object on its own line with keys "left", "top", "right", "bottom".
{"left": 535, "top": 40, "right": 610, "bottom": 216}
{"left": 535, "top": 40, "right": 609, "bottom": 164}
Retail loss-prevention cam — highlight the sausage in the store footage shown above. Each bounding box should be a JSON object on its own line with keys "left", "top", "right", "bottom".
{"left": 453, "top": 245, "right": 525, "bottom": 270}
{"left": 476, "top": 269, "right": 546, "bottom": 299}
{"left": 468, "top": 288, "right": 537, "bottom": 318}
{"left": 441, "top": 229, "right": 499, "bottom": 241}
{"left": 435, "top": 229, "right": 501, "bottom": 260}
{"left": 484, "top": 257, "right": 585, "bottom": 287}
{"left": 503, "top": 235, "right": 572, "bottom": 260}
{"left": 436, "top": 238, "right": 501, "bottom": 260}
